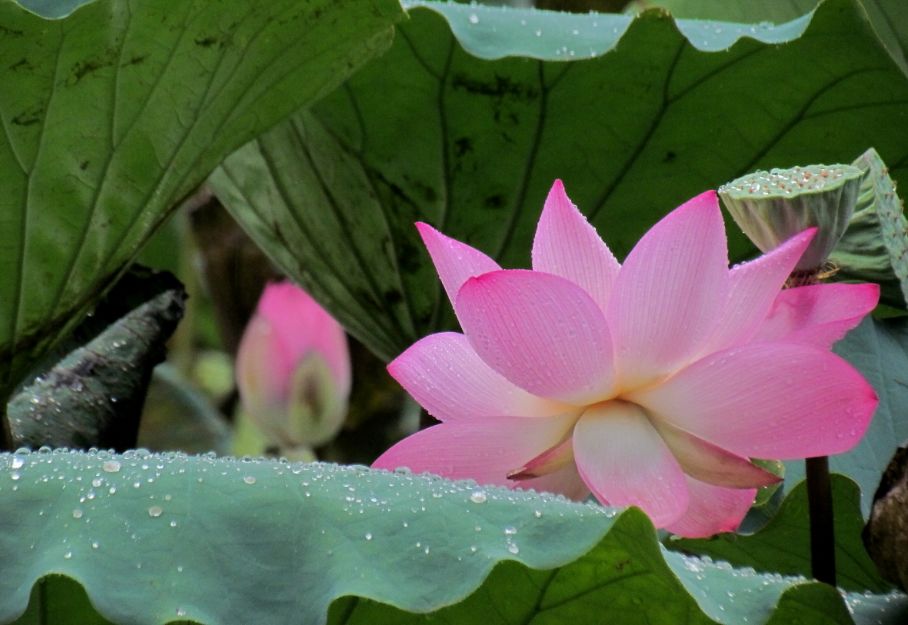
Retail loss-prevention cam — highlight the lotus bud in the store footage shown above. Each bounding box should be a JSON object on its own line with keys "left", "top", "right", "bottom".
{"left": 719, "top": 164, "right": 863, "bottom": 274}
{"left": 236, "top": 282, "right": 351, "bottom": 448}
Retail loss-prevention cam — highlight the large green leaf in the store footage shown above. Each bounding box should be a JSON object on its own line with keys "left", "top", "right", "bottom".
{"left": 784, "top": 317, "right": 908, "bottom": 516}
{"left": 211, "top": 0, "right": 908, "bottom": 361}
{"left": 0, "top": 0, "right": 403, "bottom": 400}
{"left": 2, "top": 450, "right": 907, "bottom": 625}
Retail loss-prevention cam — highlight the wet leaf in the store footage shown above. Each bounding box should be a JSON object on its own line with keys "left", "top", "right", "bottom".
{"left": 2, "top": 450, "right": 906, "bottom": 625}
{"left": 829, "top": 148, "right": 908, "bottom": 308}
{"left": 8, "top": 267, "right": 185, "bottom": 451}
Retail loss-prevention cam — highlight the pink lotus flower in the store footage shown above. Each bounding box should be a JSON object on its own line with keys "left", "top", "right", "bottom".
{"left": 236, "top": 282, "right": 351, "bottom": 448}
{"left": 373, "top": 180, "right": 879, "bottom": 537}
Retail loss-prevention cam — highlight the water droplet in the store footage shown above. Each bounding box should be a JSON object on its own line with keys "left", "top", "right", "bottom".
{"left": 63, "top": 550, "right": 72, "bottom": 559}
{"left": 10, "top": 456, "right": 24, "bottom": 470}
{"left": 364, "top": 533, "right": 373, "bottom": 541}
{"left": 469, "top": 490, "right": 487, "bottom": 504}
{"left": 72, "top": 508, "right": 83, "bottom": 519}
{"left": 10, "top": 472, "right": 20, "bottom": 481}
{"left": 102, "top": 460, "right": 121, "bottom": 473}
{"left": 504, "top": 526, "right": 517, "bottom": 536}
{"left": 507, "top": 543, "right": 520, "bottom": 555}
{"left": 468, "top": 13, "right": 479, "bottom": 24}
{"left": 148, "top": 505, "right": 163, "bottom": 518}
{"left": 243, "top": 476, "right": 256, "bottom": 485}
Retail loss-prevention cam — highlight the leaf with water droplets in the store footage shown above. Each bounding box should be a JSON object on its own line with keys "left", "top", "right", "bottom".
{"left": 7, "top": 267, "right": 185, "bottom": 451}
{"left": 829, "top": 148, "right": 908, "bottom": 309}
{"left": 2, "top": 450, "right": 907, "bottom": 624}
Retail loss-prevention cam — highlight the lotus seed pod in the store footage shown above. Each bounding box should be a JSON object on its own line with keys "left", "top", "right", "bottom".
{"left": 719, "top": 164, "right": 863, "bottom": 271}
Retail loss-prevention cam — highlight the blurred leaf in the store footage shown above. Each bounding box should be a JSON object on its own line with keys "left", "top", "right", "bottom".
{"left": 829, "top": 148, "right": 908, "bottom": 308}
{"left": 670, "top": 475, "right": 891, "bottom": 592}
{"left": 8, "top": 268, "right": 185, "bottom": 451}
{"left": 187, "top": 191, "right": 280, "bottom": 355}
{"left": 3, "top": 450, "right": 907, "bottom": 625}
{"left": 136, "top": 364, "right": 231, "bottom": 455}
{"left": 212, "top": 0, "right": 908, "bottom": 360}
{"left": 0, "top": 0, "right": 403, "bottom": 402}
{"left": 785, "top": 317, "right": 908, "bottom": 516}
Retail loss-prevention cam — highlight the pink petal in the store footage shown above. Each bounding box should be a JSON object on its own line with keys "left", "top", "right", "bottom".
{"left": 457, "top": 270, "right": 616, "bottom": 404}
{"left": 508, "top": 436, "right": 574, "bottom": 480}
{"left": 752, "top": 283, "right": 880, "bottom": 349}
{"left": 630, "top": 343, "right": 878, "bottom": 459}
{"left": 532, "top": 179, "right": 620, "bottom": 314}
{"left": 256, "top": 282, "right": 351, "bottom": 395}
{"left": 573, "top": 402, "right": 688, "bottom": 528}
{"left": 654, "top": 419, "right": 780, "bottom": 488}
{"left": 606, "top": 191, "right": 730, "bottom": 387}
{"left": 666, "top": 477, "right": 756, "bottom": 538}
{"left": 522, "top": 462, "right": 590, "bottom": 501}
{"left": 372, "top": 414, "right": 578, "bottom": 490}
{"left": 706, "top": 229, "right": 815, "bottom": 353}
{"left": 416, "top": 222, "right": 500, "bottom": 311}
{"left": 387, "top": 332, "right": 569, "bottom": 422}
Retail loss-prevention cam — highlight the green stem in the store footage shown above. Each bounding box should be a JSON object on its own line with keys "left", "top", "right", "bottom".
{"left": 0, "top": 387, "right": 13, "bottom": 451}
{"left": 806, "top": 456, "right": 836, "bottom": 585}
{"left": 0, "top": 415, "right": 12, "bottom": 452}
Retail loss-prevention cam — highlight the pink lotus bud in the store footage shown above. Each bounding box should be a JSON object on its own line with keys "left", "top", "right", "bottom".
{"left": 236, "top": 282, "right": 351, "bottom": 448}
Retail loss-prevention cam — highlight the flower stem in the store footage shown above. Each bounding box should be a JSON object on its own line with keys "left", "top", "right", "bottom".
{"left": 806, "top": 455, "right": 836, "bottom": 585}
{"left": 0, "top": 414, "right": 13, "bottom": 452}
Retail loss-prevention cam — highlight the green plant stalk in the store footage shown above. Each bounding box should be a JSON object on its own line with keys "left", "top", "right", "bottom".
{"left": 0, "top": 384, "right": 13, "bottom": 451}
{"left": 806, "top": 455, "right": 836, "bottom": 585}
{"left": 788, "top": 271, "right": 837, "bottom": 586}
{"left": 0, "top": 413, "right": 12, "bottom": 452}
